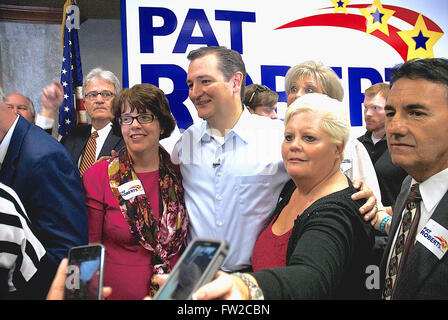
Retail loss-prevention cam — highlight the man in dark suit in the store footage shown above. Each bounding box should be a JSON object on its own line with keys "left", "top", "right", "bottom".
{"left": 0, "top": 90, "right": 87, "bottom": 298}
{"left": 39, "top": 68, "right": 125, "bottom": 173}
{"left": 380, "top": 58, "right": 448, "bottom": 299}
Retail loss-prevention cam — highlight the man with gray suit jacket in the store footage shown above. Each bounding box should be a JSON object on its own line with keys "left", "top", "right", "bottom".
{"left": 380, "top": 58, "right": 448, "bottom": 299}
{"left": 39, "top": 68, "right": 125, "bottom": 174}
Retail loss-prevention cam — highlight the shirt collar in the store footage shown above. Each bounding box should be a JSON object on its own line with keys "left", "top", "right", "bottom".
{"left": 197, "top": 108, "right": 255, "bottom": 144}
{"left": 0, "top": 115, "right": 19, "bottom": 167}
{"left": 230, "top": 107, "right": 255, "bottom": 143}
{"left": 92, "top": 122, "right": 112, "bottom": 138}
{"left": 361, "top": 130, "right": 386, "bottom": 142}
{"left": 412, "top": 168, "right": 448, "bottom": 213}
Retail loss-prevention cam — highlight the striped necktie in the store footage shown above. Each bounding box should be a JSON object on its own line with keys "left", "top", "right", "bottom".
{"left": 79, "top": 130, "right": 99, "bottom": 177}
{"left": 383, "top": 183, "right": 422, "bottom": 299}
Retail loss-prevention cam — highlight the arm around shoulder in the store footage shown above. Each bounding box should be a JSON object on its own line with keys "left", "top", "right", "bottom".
{"left": 252, "top": 205, "right": 373, "bottom": 299}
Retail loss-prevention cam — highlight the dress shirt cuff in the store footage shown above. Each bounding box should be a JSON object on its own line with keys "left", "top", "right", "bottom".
{"left": 35, "top": 114, "right": 55, "bottom": 130}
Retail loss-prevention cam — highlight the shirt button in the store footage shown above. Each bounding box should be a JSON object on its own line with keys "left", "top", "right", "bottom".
{"left": 216, "top": 195, "right": 223, "bottom": 201}
{"left": 217, "top": 172, "right": 222, "bottom": 176}
{"left": 217, "top": 220, "right": 223, "bottom": 227}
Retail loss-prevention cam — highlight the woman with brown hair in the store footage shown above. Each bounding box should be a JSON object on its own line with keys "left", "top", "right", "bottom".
{"left": 82, "top": 83, "right": 189, "bottom": 299}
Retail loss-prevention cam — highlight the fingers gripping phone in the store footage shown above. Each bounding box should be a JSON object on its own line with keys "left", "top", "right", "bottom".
{"left": 154, "top": 238, "right": 228, "bottom": 300}
{"left": 64, "top": 244, "right": 105, "bottom": 300}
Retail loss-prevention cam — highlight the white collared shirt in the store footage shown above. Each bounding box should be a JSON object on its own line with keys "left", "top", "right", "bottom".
{"left": 172, "top": 109, "right": 290, "bottom": 270}
{"left": 0, "top": 115, "right": 19, "bottom": 169}
{"left": 414, "top": 169, "right": 448, "bottom": 234}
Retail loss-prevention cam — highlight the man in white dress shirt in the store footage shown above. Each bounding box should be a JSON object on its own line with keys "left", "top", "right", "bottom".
{"left": 173, "top": 46, "right": 378, "bottom": 272}
{"left": 171, "top": 46, "right": 290, "bottom": 271}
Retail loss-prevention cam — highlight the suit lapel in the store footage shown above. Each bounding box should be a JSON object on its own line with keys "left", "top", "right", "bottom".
{"left": 393, "top": 189, "right": 448, "bottom": 299}
{"left": 73, "top": 125, "right": 92, "bottom": 161}
{"left": 99, "top": 129, "right": 122, "bottom": 158}
{"left": 0, "top": 117, "right": 29, "bottom": 185}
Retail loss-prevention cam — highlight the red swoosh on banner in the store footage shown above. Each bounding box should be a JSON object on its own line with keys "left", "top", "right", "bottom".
{"left": 275, "top": 13, "right": 408, "bottom": 61}
{"left": 275, "top": 6, "right": 444, "bottom": 62}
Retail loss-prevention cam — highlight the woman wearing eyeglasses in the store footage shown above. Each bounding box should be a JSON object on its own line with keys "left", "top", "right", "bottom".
{"left": 82, "top": 83, "right": 189, "bottom": 300}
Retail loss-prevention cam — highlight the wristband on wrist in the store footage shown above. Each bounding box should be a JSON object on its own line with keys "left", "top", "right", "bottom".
{"left": 379, "top": 215, "right": 392, "bottom": 233}
{"left": 233, "top": 272, "right": 264, "bottom": 300}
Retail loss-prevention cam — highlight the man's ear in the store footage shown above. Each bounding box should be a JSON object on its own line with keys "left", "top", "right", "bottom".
{"left": 231, "top": 72, "right": 243, "bottom": 94}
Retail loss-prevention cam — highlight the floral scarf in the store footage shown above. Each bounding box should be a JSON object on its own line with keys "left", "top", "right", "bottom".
{"left": 108, "top": 146, "right": 189, "bottom": 296}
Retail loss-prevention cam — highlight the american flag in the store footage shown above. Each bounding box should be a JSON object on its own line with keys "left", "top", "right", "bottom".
{"left": 58, "top": 0, "right": 83, "bottom": 137}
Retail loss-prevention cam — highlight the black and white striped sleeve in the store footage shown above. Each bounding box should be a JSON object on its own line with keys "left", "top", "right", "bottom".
{"left": 0, "top": 183, "right": 46, "bottom": 293}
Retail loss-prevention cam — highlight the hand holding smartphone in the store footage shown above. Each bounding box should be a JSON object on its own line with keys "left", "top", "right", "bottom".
{"left": 64, "top": 244, "right": 105, "bottom": 300}
{"left": 154, "top": 238, "right": 228, "bottom": 300}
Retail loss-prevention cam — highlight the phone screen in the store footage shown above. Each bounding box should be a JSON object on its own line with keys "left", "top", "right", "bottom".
{"left": 155, "top": 241, "right": 222, "bottom": 300}
{"left": 64, "top": 245, "right": 104, "bottom": 300}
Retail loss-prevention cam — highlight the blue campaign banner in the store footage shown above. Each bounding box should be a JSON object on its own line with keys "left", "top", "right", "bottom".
{"left": 120, "top": 0, "right": 447, "bottom": 147}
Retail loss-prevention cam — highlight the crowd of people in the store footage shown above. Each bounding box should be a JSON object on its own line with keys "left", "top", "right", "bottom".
{"left": 1, "top": 46, "right": 447, "bottom": 300}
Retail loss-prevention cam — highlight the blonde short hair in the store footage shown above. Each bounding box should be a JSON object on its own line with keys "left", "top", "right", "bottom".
{"left": 285, "top": 93, "right": 350, "bottom": 160}
{"left": 285, "top": 61, "right": 344, "bottom": 102}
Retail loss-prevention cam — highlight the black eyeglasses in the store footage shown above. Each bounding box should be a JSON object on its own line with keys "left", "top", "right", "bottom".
{"left": 118, "top": 114, "right": 157, "bottom": 126}
{"left": 85, "top": 90, "right": 115, "bottom": 100}
{"left": 247, "top": 85, "right": 269, "bottom": 105}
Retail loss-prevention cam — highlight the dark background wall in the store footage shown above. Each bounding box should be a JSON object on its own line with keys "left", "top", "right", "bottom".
{"left": 0, "top": 1, "right": 122, "bottom": 116}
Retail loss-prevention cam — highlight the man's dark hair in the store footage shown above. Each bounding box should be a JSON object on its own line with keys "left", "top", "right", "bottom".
{"left": 187, "top": 46, "right": 247, "bottom": 102}
{"left": 390, "top": 58, "right": 448, "bottom": 97}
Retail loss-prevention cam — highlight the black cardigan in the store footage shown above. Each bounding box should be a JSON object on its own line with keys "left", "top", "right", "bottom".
{"left": 252, "top": 179, "right": 375, "bottom": 299}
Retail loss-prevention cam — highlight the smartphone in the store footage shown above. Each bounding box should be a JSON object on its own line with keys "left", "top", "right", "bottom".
{"left": 153, "top": 238, "right": 228, "bottom": 300}
{"left": 64, "top": 244, "right": 105, "bottom": 300}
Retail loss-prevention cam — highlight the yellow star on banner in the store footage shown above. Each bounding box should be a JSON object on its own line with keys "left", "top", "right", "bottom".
{"left": 397, "top": 13, "right": 444, "bottom": 61}
{"left": 359, "top": 0, "right": 395, "bottom": 36}
{"left": 331, "top": 0, "right": 350, "bottom": 14}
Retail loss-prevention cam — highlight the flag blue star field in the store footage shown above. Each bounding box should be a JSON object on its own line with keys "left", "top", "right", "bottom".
{"left": 58, "top": 6, "right": 83, "bottom": 137}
